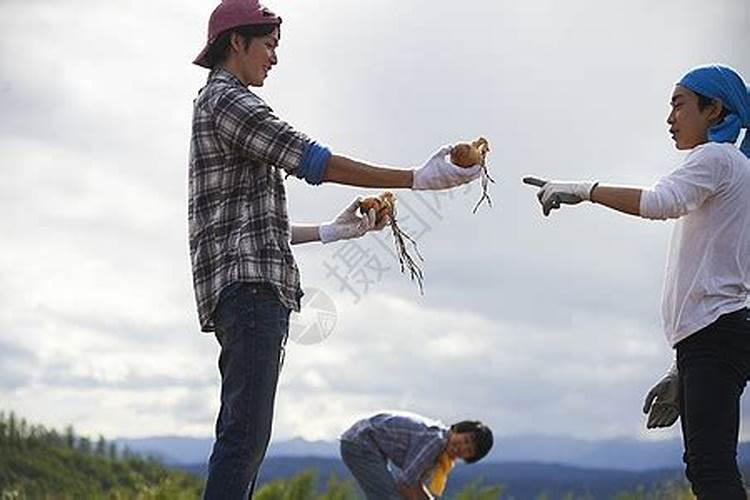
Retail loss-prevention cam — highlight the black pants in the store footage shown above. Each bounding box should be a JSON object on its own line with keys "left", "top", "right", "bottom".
{"left": 677, "top": 307, "right": 750, "bottom": 500}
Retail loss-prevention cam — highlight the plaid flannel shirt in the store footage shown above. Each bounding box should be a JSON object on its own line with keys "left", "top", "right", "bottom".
{"left": 189, "top": 68, "right": 313, "bottom": 331}
{"left": 341, "top": 412, "right": 449, "bottom": 485}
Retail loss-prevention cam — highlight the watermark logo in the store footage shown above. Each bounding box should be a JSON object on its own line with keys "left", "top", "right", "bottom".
{"left": 289, "top": 288, "right": 338, "bottom": 345}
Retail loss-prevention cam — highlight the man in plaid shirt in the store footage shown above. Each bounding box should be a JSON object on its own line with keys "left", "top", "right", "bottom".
{"left": 190, "top": 1, "right": 483, "bottom": 498}
{"left": 340, "top": 412, "right": 494, "bottom": 499}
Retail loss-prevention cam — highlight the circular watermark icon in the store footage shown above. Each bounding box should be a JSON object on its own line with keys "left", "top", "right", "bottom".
{"left": 289, "top": 288, "right": 338, "bottom": 345}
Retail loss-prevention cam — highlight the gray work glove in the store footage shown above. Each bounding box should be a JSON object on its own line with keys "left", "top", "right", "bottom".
{"left": 522, "top": 176, "right": 598, "bottom": 216}
{"left": 642, "top": 363, "right": 680, "bottom": 429}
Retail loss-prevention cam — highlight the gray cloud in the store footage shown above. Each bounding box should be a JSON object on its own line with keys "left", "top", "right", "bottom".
{"left": 37, "top": 361, "right": 212, "bottom": 391}
{"left": 0, "top": 340, "right": 38, "bottom": 390}
{"left": 0, "top": 0, "right": 747, "bottom": 441}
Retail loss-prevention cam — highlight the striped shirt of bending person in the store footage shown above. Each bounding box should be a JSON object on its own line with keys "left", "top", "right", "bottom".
{"left": 340, "top": 412, "right": 449, "bottom": 485}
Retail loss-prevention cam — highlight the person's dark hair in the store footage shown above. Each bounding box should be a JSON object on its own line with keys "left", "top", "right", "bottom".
{"left": 450, "top": 420, "right": 493, "bottom": 464}
{"left": 205, "top": 23, "right": 280, "bottom": 69}
{"left": 696, "top": 91, "right": 731, "bottom": 124}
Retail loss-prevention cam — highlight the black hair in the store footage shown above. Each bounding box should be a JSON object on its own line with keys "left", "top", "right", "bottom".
{"left": 450, "top": 420, "right": 493, "bottom": 464}
{"left": 205, "top": 23, "right": 280, "bottom": 69}
{"left": 696, "top": 91, "right": 731, "bottom": 123}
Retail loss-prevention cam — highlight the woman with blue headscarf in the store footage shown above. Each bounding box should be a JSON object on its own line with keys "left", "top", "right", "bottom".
{"left": 525, "top": 64, "right": 750, "bottom": 499}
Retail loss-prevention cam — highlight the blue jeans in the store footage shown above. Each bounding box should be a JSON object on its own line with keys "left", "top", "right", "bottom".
{"left": 203, "top": 282, "right": 290, "bottom": 500}
{"left": 340, "top": 440, "right": 401, "bottom": 500}
{"left": 677, "top": 307, "right": 749, "bottom": 500}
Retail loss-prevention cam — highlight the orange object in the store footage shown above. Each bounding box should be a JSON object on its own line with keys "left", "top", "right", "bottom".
{"left": 450, "top": 137, "right": 490, "bottom": 168}
{"left": 359, "top": 192, "right": 395, "bottom": 225}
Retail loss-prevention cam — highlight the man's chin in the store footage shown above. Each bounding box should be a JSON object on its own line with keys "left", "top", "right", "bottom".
{"left": 248, "top": 77, "right": 266, "bottom": 88}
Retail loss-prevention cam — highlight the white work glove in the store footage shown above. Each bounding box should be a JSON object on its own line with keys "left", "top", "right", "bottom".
{"left": 318, "top": 198, "right": 381, "bottom": 244}
{"left": 525, "top": 177, "right": 598, "bottom": 216}
{"left": 642, "top": 362, "right": 680, "bottom": 429}
{"left": 412, "top": 145, "right": 482, "bottom": 191}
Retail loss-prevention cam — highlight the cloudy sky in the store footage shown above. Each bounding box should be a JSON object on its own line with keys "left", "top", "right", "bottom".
{"left": 1, "top": 0, "right": 748, "bottom": 450}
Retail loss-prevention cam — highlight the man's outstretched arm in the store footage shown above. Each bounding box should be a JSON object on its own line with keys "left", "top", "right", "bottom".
{"left": 321, "top": 155, "right": 413, "bottom": 188}
{"left": 525, "top": 145, "right": 722, "bottom": 219}
{"left": 322, "top": 146, "right": 481, "bottom": 190}
{"left": 590, "top": 185, "right": 643, "bottom": 216}
{"left": 289, "top": 198, "right": 383, "bottom": 245}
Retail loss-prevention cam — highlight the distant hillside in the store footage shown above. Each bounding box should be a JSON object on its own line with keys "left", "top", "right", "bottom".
{"left": 0, "top": 411, "right": 202, "bottom": 499}
{"left": 4, "top": 409, "right": 744, "bottom": 499}
{"left": 114, "top": 435, "right": 340, "bottom": 465}
{"left": 118, "top": 434, "right": 750, "bottom": 471}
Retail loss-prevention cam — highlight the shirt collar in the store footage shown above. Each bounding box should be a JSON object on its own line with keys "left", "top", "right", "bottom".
{"left": 208, "top": 67, "right": 245, "bottom": 87}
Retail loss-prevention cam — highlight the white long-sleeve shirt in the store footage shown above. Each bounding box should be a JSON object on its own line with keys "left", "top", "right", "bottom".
{"left": 640, "top": 142, "right": 750, "bottom": 347}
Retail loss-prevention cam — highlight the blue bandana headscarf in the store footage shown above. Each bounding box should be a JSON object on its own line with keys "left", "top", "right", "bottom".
{"left": 678, "top": 64, "right": 750, "bottom": 158}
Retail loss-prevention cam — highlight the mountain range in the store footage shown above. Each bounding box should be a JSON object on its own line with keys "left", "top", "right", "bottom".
{"left": 115, "top": 434, "right": 750, "bottom": 471}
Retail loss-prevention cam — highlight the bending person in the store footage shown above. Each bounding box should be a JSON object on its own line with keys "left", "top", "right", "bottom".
{"left": 526, "top": 64, "right": 750, "bottom": 499}
{"left": 188, "top": 1, "right": 483, "bottom": 498}
{"left": 340, "top": 412, "right": 493, "bottom": 500}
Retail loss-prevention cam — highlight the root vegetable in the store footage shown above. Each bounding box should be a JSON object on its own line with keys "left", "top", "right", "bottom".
{"left": 450, "top": 137, "right": 495, "bottom": 212}
{"left": 358, "top": 192, "right": 424, "bottom": 293}
{"left": 359, "top": 192, "right": 394, "bottom": 226}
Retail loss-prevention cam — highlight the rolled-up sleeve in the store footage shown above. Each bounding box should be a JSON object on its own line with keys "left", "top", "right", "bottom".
{"left": 640, "top": 145, "right": 725, "bottom": 220}
{"left": 213, "top": 87, "right": 325, "bottom": 182}
{"left": 298, "top": 141, "right": 332, "bottom": 185}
